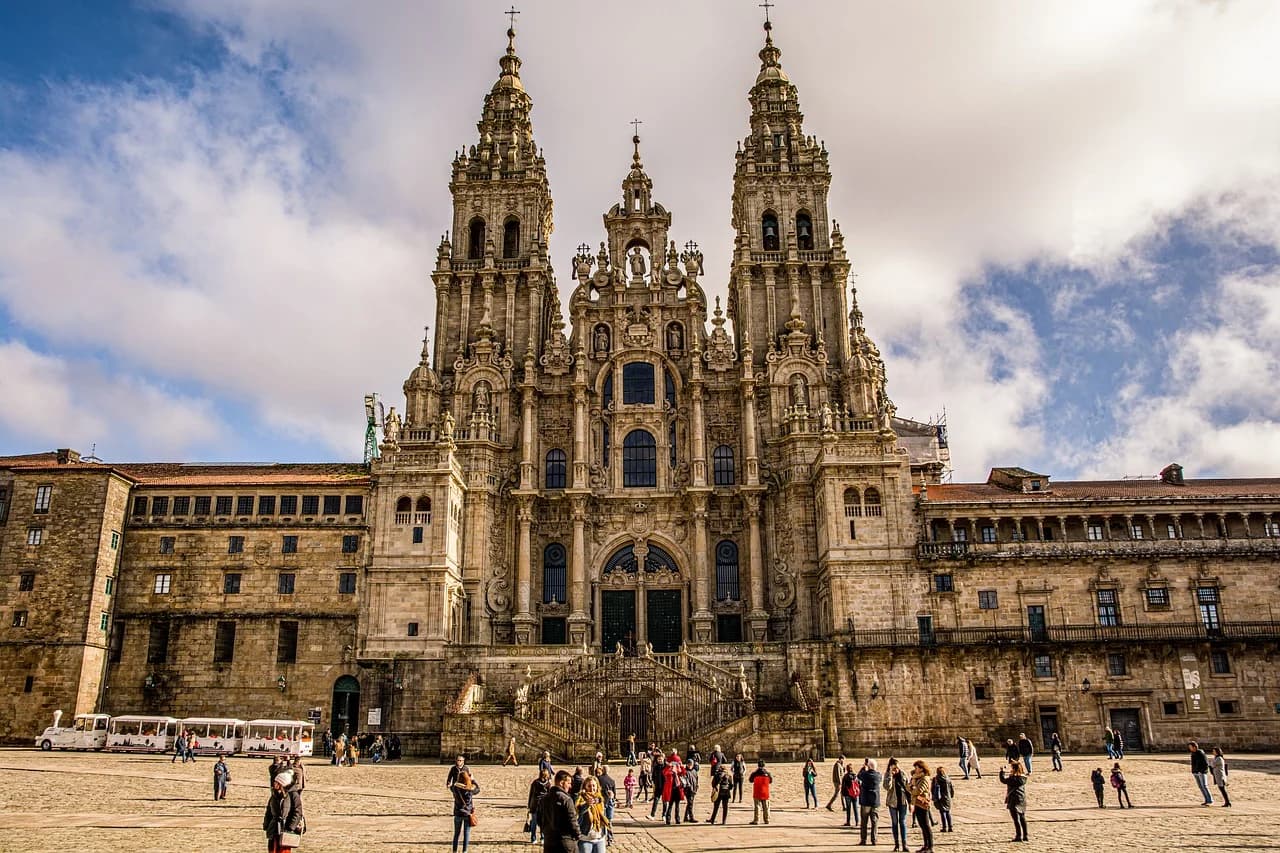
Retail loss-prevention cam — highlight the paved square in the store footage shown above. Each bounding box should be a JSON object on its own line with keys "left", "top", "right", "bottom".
{"left": 0, "top": 749, "right": 1275, "bottom": 851}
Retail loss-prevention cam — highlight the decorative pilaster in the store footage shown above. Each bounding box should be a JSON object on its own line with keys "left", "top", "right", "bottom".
{"left": 568, "top": 497, "right": 591, "bottom": 646}
{"left": 745, "top": 492, "right": 769, "bottom": 640}
{"left": 513, "top": 498, "right": 536, "bottom": 644}
{"left": 690, "top": 494, "right": 714, "bottom": 643}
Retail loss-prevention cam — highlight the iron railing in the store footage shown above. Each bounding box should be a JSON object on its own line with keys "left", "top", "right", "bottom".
{"left": 846, "top": 620, "right": 1280, "bottom": 649}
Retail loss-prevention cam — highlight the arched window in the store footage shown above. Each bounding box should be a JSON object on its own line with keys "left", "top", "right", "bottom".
{"left": 502, "top": 217, "right": 520, "bottom": 258}
{"left": 864, "top": 487, "right": 882, "bottom": 517}
{"left": 664, "top": 369, "right": 676, "bottom": 408}
{"left": 415, "top": 496, "right": 432, "bottom": 523}
{"left": 715, "top": 541, "right": 740, "bottom": 601}
{"left": 395, "top": 496, "right": 412, "bottom": 513}
{"left": 542, "top": 543, "right": 567, "bottom": 604}
{"left": 602, "top": 373, "right": 613, "bottom": 409}
{"left": 713, "top": 445, "right": 735, "bottom": 486}
{"left": 762, "top": 211, "right": 780, "bottom": 251}
{"left": 468, "top": 217, "right": 486, "bottom": 260}
{"left": 796, "top": 212, "right": 814, "bottom": 250}
{"left": 669, "top": 420, "right": 677, "bottom": 468}
{"left": 603, "top": 543, "right": 679, "bottom": 574}
{"left": 545, "top": 449, "right": 567, "bottom": 489}
{"left": 622, "top": 362, "right": 655, "bottom": 405}
{"left": 622, "top": 430, "right": 657, "bottom": 487}
{"left": 843, "top": 488, "right": 860, "bottom": 538}
{"left": 415, "top": 496, "right": 431, "bottom": 512}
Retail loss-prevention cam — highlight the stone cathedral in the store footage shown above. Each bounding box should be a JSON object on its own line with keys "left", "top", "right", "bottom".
{"left": 3, "top": 21, "right": 1279, "bottom": 758}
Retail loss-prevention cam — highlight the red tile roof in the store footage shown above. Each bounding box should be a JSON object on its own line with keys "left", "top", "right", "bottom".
{"left": 926, "top": 478, "right": 1280, "bottom": 503}
{"left": 0, "top": 455, "right": 369, "bottom": 486}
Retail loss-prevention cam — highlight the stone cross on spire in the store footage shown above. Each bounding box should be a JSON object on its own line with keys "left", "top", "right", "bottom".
{"left": 505, "top": 5, "right": 520, "bottom": 29}
{"left": 759, "top": 0, "right": 774, "bottom": 26}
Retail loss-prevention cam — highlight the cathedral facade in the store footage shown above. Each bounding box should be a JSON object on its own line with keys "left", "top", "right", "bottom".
{"left": 3, "top": 22, "right": 1279, "bottom": 757}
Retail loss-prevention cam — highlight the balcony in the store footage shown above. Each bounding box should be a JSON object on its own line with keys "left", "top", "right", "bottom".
{"left": 917, "top": 536, "right": 1280, "bottom": 561}
{"left": 845, "top": 620, "right": 1280, "bottom": 649}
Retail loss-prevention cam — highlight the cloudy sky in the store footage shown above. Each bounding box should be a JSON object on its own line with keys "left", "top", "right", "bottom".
{"left": 1, "top": 0, "right": 1278, "bottom": 482}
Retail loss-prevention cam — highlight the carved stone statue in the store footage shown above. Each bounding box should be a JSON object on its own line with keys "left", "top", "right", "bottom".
{"left": 383, "top": 407, "right": 402, "bottom": 443}
{"left": 819, "top": 401, "right": 833, "bottom": 432}
{"left": 441, "top": 409, "right": 456, "bottom": 440}
{"left": 594, "top": 325, "right": 610, "bottom": 354}
{"left": 629, "top": 246, "right": 647, "bottom": 279}
{"left": 790, "top": 374, "right": 809, "bottom": 409}
{"left": 738, "top": 663, "right": 753, "bottom": 701}
{"left": 667, "top": 323, "right": 683, "bottom": 351}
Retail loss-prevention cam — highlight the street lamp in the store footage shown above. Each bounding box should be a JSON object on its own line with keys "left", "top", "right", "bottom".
{"left": 870, "top": 679, "right": 880, "bottom": 700}
{"left": 277, "top": 675, "right": 287, "bottom": 693}
{"left": 1080, "top": 677, "right": 1091, "bottom": 694}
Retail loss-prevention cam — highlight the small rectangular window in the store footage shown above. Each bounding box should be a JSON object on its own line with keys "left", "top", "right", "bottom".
{"left": 345, "top": 495, "right": 364, "bottom": 515}
{"left": 407, "top": 622, "right": 419, "bottom": 637}
{"left": 953, "top": 527, "right": 967, "bottom": 542}
{"left": 412, "top": 526, "right": 424, "bottom": 544}
{"left": 132, "top": 496, "right": 148, "bottom": 516}
{"left": 100, "top": 612, "right": 109, "bottom": 631}
{"left": 12, "top": 610, "right": 29, "bottom": 628}
{"left": 104, "top": 577, "right": 114, "bottom": 595}
{"left": 278, "top": 573, "right": 296, "bottom": 595}
{"left": 1211, "top": 649, "right": 1231, "bottom": 675}
{"left": 110, "top": 530, "right": 120, "bottom": 549}
{"left": 978, "top": 589, "right": 998, "bottom": 610}
{"left": 277, "top": 621, "right": 299, "bottom": 664}
{"left": 27, "top": 527, "right": 43, "bottom": 546}
{"left": 23, "top": 675, "right": 34, "bottom": 693}
{"left": 973, "top": 683, "right": 990, "bottom": 702}
{"left": 1167, "top": 523, "right": 1179, "bottom": 539}
{"left": 1217, "top": 699, "right": 1239, "bottom": 715}
{"left": 1163, "top": 701, "right": 1182, "bottom": 716}
{"left": 338, "top": 572, "right": 357, "bottom": 594}
{"left": 1086, "top": 523, "right": 1104, "bottom": 541}
{"left": 1264, "top": 520, "right": 1280, "bottom": 538}
{"left": 193, "top": 496, "right": 211, "bottom": 516}
{"left": 1145, "top": 587, "right": 1169, "bottom": 607}
{"left": 223, "top": 573, "right": 242, "bottom": 594}
{"left": 150, "top": 496, "right": 169, "bottom": 516}
{"left": 213, "top": 620, "right": 236, "bottom": 663}
{"left": 258, "top": 495, "right": 276, "bottom": 515}
{"left": 1129, "top": 524, "right": 1143, "bottom": 539}
{"left": 215, "top": 496, "right": 232, "bottom": 516}
{"left": 19, "top": 572, "right": 35, "bottom": 591}
{"left": 153, "top": 573, "right": 172, "bottom": 594}
{"left": 33, "top": 485, "right": 52, "bottom": 513}
{"left": 235, "top": 496, "right": 254, "bottom": 516}
{"left": 280, "top": 496, "right": 298, "bottom": 515}
{"left": 342, "top": 535, "right": 360, "bottom": 554}
{"left": 147, "top": 621, "right": 170, "bottom": 664}
{"left": 301, "top": 495, "right": 319, "bottom": 515}
{"left": 1107, "top": 652, "right": 1127, "bottom": 676}
{"left": 323, "top": 495, "right": 342, "bottom": 515}
{"left": 172, "top": 496, "right": 190, "bottom": 516}
{"left": 848, "top": 519, "right": 857, "bottom": 539}
{"left": 980, "top": 526, "right": 996, "bottom": 543}
{"left": 1033, "top": 654, "right": 1054, "bottom": 678}
{"left": 933, "top": 574, "right": 954, "bottom": 593}
{"left": 282, "top": 535, "right": 298, "bottom": 554}
{"left": 159, "top": 536, "right": 175, "bottom": 554}
{"left": 228, "top": 536, "right": 244, "bottom": 554}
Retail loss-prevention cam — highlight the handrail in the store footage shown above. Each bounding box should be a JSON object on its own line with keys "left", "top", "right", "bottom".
{"left": 846, "top": 620, "right": 1280, "bottom": 649}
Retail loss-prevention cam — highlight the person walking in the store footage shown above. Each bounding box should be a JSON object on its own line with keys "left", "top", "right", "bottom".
{"left": 661, "top": 753, "right": 685, "bottom": 825}
{"left": 883, "top": 758, "right": 910, "bottom": 852}
{"left": 732, "top": 753, "right": 746, "bottom": 803}
{"left": 857, "top": 758, "right": 882, "bottom": 846}
{"left": 263, "top": 769, "right": 304, "bottom": 853}
{"left": 907, "top": 761, "right": 934, "bottom": 853}
{"left": 1104, "top": 728, "right": 1115, "bottom": 759}
{"left": 682, "top": 760, "right": 699, "bottom": 824}
{"left": 623, "top": 768, "right": 636, "bottom": 808}
{"left": 576, "top": 775, "right": 611, "bottom": 853}
{"left": 802, "top": 758, "right": 819, "bottom": 809}
{"left": 826, "top": 755, "right": 846, "bottom": 810}
{"left": 213, "top": 755, "right": 231, "bottom": 801}
{"left": 1189, "top": 741, "right": 1213, "bottom": 805}
{"left": 968, "top": 739, "right": 983, "bottom": 779}
{"left": 450, "top": 770, "right": 480, "bottom": 853}
{"left": 1112, "top": 728, "right": 1125, "bottom": 760}
{"left": 957, "top": 736, "right": 971, "bottom": 780}
{"left": 1110, "top": 763, "right": 1133, "bottom": 808}
{"left": 504, "top": 736, "right": 519, "bottom": 767}
{"left": 749, "top": 759, "right": 773, "bottom": 825}
{"left": 539, "top": 751, "right": 556, "bottom": 777}
{"left": 1211, "top": 747, "right": 1232, "bottom": 807}
{"left": 709, "top": 762, "right": 734, "bottom": 824}
{"left": 1049, "top": 732, "right": 1064, "bottom": 772}
{"left": 172, "top": 729, "right": 188, "bottom": 764}
{"left": 638, "top": 753, "right": 651, "bottom": 802}
{"left": 1017, "top": 732, "right": 1035, "bottom": 775}
{"left": 840, "top": 761, "right": 860, "bottom": 828}
{"left": 932, "top": 766, "right": 954, "bottom": 832}
{"left": 999, "top": 759, "right": 1029, "bottom": 843}
{"left": 1090, "top": 767, "right": 1106, "bottom": 807}
{"left": 627, "top": 733, "right": 637, "bottom": 766}
{"left": 648, "top": 751, "right": 666, "bottom": 819}
{"left": 528, "top": 767, "right": 553, "bottom": 844}
{"left": 538, "top": 770, "right": 582, "bottom": 853}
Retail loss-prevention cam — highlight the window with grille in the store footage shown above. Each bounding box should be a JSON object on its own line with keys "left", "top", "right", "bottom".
{"left": 215, "top": 496, "right": 232, "bottom": 515}
{"left": 19, "top": 572, "right": 35, "bottom": 591}
{"left": 978, "top": 590, "right": 998, "bottom": 610}
{"left": 172, "top": 496, "right": 190, "bottom": 516}
{"left": 542, "top": 544, "right": 567, "bottom": 604}
{"left": 1145, "top": 587, "right": 1169, "bottom": 608}
{"left": 277, "top": 621, "right": 299, "bottom": 664}
{"left": 1211, "top": 649, "right": 1231, "bottom": 674}
{"left": 33, "top": 485, "right": 52, "bottom": 513}
{"left": 213, "top": 621, "right": 236, "bottom": 663}
{"left": 1107, "top": 652, "right": 1127, "bottom": 676}
{"left": 981, "top": 526, "right": 996, "bottom": 543}
{"left": 622, "top": 430, "right": 657, "bottom": 487}
{"left": 622, "top": 362, "right": 655, "bottom": 405}
{"left": 1097, "top": 589, "right": 1120, "bottom": 626}
{"left": 934, "top": 574, "right": 954, "bottom": 593}
{"left": 712, "top": 445, "right": 735, "bottom": 486}
{"left": 323, "top": 495, "right": 341, "bottom": 514}
{"left": 715, "top": 541, "right": 740, "bottom": 601}
{"left": 153, "top": 573, "right": 171, "bottom": 594}
{"left": 12, "top": 610, "right": 28, "bottom": 628}
{"left": 224, "top": 573, "right": 241, "bottom": 594}
{"left": 545, "top": 449, "right": 567, "bottom": 489}
{"left": 1033, "top": 655, "right": 1054, "bottom": 678}
{"left": 132, "top": 496, "right": 148, "bottom": 516}
{"left": 338, "top": 572, "right": 357, "bottom": 594}
{"left": 26, "top": 527, "right": 43, "bottom": 546}
{"left": 301, "top": 495, "right": 319, "bottom": 515}
{"left": 151, "top": 496, "right": 169, "bottom": 516}
{"left": 279, "top": 495, "right": 297, "bottom": 515}
{"left": 342, "top": 535, "right": 359, "bottom": 554}
{"left": 1197, "top": 587, "right": 1221, "bottom": 630}
{"left": 159, "top": 537, "right": 175, "bottom": 554}
{"left": 228, "top": 536, "right": 244, "bottom": 554}
{"left": 147, "top": 621, "right": 169, "bottom": 664}
{"left": 282, "top": 535, "right": 298, "bottom": 554}
{"left": 1086, "top": 523, "right": 1104, "bottom": 540}
{"left": 258, "top": 495, "right": 276, "bottom": 515}
{"left": 278, "top": 573, "right": 296, "bottom": 595}
{"left": 194, "top": 496, "right": 211, "bottom": 516}
{"left": 235, "top": 496, "right": 254, "bottom": 515}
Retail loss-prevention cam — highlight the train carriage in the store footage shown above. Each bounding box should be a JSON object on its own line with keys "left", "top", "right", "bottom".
{"left": 243, "top": 719, "right": 314, "bottom": 757}
{"left": 105, "top": 715, "right": 178, "bottom": 753}
{"left": 180, "top": 717, "right": 247, "bottom": 755}
{"left": 36, "top": 711, "right": 110, "bottom": 751}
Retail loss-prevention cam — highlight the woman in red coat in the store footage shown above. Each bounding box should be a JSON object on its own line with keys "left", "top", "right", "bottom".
{"left": 662, "top": 752, "right": 686, "bottom": 825}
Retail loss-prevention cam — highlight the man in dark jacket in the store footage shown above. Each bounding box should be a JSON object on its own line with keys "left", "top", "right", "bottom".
{"left": 538, "top": 770, "right": 581, "bottom": 853}
{"left": 1017, "top": 732, "right": 1035, "bottom": 774}
{"left": 527, "top": 768, "right": 552, "bottom": 843}
{"left": 1189, "top": 741, "right": 1213, "bottom": 805}
{"left": 856, "top": 758, "right": 882, "bottom": 846}
{"left": 446, "top": 754, "right": 471, "bottom": 788}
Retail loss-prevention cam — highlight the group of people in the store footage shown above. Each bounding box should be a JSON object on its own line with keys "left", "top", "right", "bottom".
{"left": 170, "top": 728, "right": 200, "bottom": 763}
{"left": 322, "top": 729, "right": 402, "bottom": 765}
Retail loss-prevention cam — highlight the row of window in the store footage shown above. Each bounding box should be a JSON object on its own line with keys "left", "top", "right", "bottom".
{"left": 26, "top": 524, "right": 120, "bottom": 548}
{"left": 12, "top": 572, "right": 114, "bottom": 596}
{"left": 11, "top": 608, "right": 111, "bottom": 631}
{"left": 930, "top": 581, "right": 1222, "bottom": 628}
{"left": 138, "top": 619, "right": 301, "bottom": 665}
{"left": 132, "top": 494, "right": 363, "bottom": 518}
{"left": 465, "top": 216, "right": 521, "bottom": 260}
{"left": 947, "top": 519, "right": 1280, "bottom": 543}
{"left": 153, "top": 534, "right": 360, "bottom": 556}
{"left": 151, "top": 571, "right": 358, "bottom": 596}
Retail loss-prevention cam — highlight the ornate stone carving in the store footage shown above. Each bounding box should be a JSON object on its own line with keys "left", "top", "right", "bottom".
{"left": 484, "top": 564, "right": 511, "bottom": 615}
{"left": 703, "top": 297, "right": 738, "bottom": 373}
{"left": 772, "top": 555, "right": 797, "bottom": 610}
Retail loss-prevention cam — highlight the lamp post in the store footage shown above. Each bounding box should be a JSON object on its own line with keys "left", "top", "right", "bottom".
{"left": 1080, "top": 677, "right": 1091, "bottom": 694}
{"left": 277, "top": 675, "right": 287, "bottom": 693}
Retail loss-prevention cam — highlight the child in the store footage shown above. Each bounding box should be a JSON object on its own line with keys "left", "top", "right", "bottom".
{"left": 1110, "top": 763, "right": 1133, "bottom": 808}
{"left": 624, "top": 768, "right": 636, "bottom": 808}
{"left": 1090, "top": 767, "right": 1106, "bottom": 807}
{"left": 212, "top": 755, "right": 230, "bottom": 800}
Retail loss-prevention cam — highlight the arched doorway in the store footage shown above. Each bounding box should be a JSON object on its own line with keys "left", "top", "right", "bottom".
{"left": 599, "top": 543, "right": 683, "bottom": 654}
{"left": 331, "top": 675, "right": 360, "bottom": 739}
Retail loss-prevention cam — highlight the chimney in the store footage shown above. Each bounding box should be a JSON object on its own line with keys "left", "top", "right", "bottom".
{"left": 55, "top": 448, "right": 81, "bottom": 465}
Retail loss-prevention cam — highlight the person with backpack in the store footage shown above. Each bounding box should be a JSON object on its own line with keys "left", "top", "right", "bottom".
{"left": 1110, "top": 762, "right": 1133, "bottom": 808}
{"left": 840, "top": 762, "right": 860, "bottom": 828}
{"left": 1090, "top": 767, "right": 1106, "bottom": 807}
{"left": 932, "top": 766, "right": 954, "bottom": 832}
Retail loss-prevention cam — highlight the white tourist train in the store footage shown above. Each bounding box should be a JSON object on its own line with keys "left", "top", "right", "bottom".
{"left": 36, "top": 711, "right": 110, "bottom": 751}
{"left": 105, "top": 715, "right": 179, "bottom": 753}
{"left": 180, "top": 717, "right": 247, "bottom": 755}
{"left": 242, "top": 719, "right": 315, "bottom": 757}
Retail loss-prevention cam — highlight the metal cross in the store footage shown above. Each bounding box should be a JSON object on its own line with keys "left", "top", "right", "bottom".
{"left": 505, "top": 5, "right": 520, "bottom": 29}
{"left": 630, "top": 118, "right": 643, "bottom": 137}
{"left": 759, "top": 0, "right": 774, "bottom": 24}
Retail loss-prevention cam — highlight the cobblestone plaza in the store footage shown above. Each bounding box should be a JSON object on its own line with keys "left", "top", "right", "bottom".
{"left": 1, "top": 750, "right": 1276, "bottom": 852}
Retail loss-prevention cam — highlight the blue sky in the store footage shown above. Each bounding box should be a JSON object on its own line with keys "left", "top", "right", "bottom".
{"left": 1, "top": 0, "right": 1278, "bottom": 481}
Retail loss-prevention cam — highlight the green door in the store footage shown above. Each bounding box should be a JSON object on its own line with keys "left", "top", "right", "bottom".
{"left": 646, "top": 589, "right": 683, "bottom": 653}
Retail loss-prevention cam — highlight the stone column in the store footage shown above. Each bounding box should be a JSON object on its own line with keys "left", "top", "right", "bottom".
{"left": 567, "top": 498, "right": 590, "bottom": 646}
{"left": 690, "top": 494, "right": 713, "bottom": 643}
{"left": 690, "top": 383, "right": 707, "bottom": 487}
{"left": 519, "top": 383, "right": 536, "bottom": 489}
{"left": 513, "top": 498, "right": 536, "bottom": 644}
{"left": 572, "top": 386, "right": 588, "bottom": 488}
{"left": 742, "top": 378, "right": 760, "bottom": 484}
{"left": 745, "top": 492, "right": 769, "bottom": 641}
